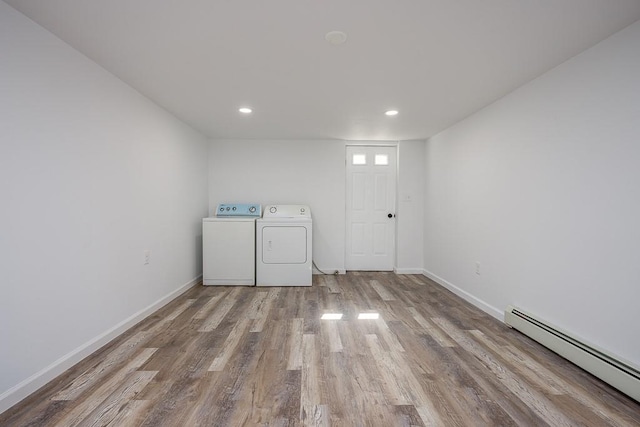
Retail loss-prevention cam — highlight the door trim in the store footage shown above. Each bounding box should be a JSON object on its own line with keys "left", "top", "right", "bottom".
{"left": 344, "top": 143, "right": 398, "bottom": 271}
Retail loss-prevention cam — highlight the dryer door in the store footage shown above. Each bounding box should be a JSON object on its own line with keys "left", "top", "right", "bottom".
{"left": 262, "top": 226, "right": 307, "bottom": 264}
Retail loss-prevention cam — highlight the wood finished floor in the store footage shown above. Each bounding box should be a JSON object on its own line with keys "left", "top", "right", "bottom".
{"left": 2, "top": 273, "right": 639, "bottom": 426}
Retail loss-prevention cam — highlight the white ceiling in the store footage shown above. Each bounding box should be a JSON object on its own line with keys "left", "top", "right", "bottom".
{"left": 5, "top": 0, "right": 640, "bottom": 141}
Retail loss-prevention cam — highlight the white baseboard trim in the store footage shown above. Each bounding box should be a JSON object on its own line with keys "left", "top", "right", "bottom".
{"left": 0, "top": 275, "right": 202, "bottom": 415}
{"left": 422, "top": 269, "right": 502, "bottom": 321}
{"left": 394, "top": 268, "right": 424, "bottom": 275}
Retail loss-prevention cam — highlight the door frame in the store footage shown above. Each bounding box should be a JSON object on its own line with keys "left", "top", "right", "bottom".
{"left": 344, "top": 142, "right": 399, "bottom": 271}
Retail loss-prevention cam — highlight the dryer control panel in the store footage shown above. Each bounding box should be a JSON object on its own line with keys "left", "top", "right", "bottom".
{"left": 263, "top": 205, "right": 311, "bottom": 218}
{"left": 216, "top": 203, "right": 262, "bottom": 217}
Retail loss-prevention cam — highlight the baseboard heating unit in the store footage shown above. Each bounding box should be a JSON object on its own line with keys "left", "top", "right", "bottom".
{"left": 504, "top": 305, "right": 640, "bottom": 402}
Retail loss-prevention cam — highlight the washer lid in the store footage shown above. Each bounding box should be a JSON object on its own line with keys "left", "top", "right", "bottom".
{"left": 263, "top": 205, "right": 311, "bottom": 218}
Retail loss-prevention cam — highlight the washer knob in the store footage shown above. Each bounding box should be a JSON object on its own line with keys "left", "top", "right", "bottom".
{"left": 232, "top": 206, "right": 237, "bottom": 211}
{"left": 269, "top": 206, "right": 277, "bottom": 213}
{"left": 249, "top": 206, "right": 256, "bottom": 213}
{"left": 226, "top": 207, "right": 230, "bottom": 211}
{"left": 219, "top": 207, "right": 224, "bottom": 211}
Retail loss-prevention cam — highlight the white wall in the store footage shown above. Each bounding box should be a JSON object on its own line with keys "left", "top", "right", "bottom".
{"left": 209, "top": 139, "right": 425, "bottom": 274}
{"left": 397, "top": 140, "right": 425, "bottom": 273}
{"left": 0, "top": 2, "right": 209, "bottom": 411}
{"left": 423, "top": 20, "right": 640, "bottom": 366}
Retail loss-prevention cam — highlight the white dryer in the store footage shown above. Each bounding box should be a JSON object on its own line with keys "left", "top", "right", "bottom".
{"left": 256, "top": 205, "right": 312, "bottom": 286}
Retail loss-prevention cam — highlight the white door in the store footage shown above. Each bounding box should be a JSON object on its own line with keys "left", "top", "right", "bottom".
{"left": 346, "top": 145, "right": 396, "bottom": 271}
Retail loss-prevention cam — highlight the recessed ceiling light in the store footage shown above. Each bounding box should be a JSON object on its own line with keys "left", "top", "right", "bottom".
{"left": 385, "top": 110, "right": 399, "bottom": 116}
{"left": 238, "top": 107, "right": 252, "bottom": 114}
{"left": 325, "top": 31, "right": 347, "bottom": 46}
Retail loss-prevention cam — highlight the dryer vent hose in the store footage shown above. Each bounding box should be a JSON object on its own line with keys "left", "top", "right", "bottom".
{"left": 312, "top": 261, "right": 339, "bottom": 275}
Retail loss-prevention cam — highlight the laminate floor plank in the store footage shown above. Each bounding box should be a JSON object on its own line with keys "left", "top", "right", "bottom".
{"left": 54, "top": 371, "right": 156, "bottom": 426}
{"left": 321, "top": 321, "right": 344, "bottom": 354}
{"left": 301, "top": 334, "right": 326, "bottom": 426}
{"left": 303, "top": 299, "right": 321, "bottom": 335}
{"left": 320, "top": 353, "right": 362, "bottom": 425}
{"left": 186, "top": 331, "right": 264, "bottom": 426}
{"left": 208, "top": 317, "right": 251, "bottom": 371}
{"left": 197, "top": 287, "right": 242, "bottom": 332}
{"left": 72, "top": 370, "right": 157, "bottom": 427}
{"left": 443, "top": 345, "right": 546, "bottom": 427}
{"left": 287, "top": 318, "right": 305, "bottom": 370}
{"left": 2, "top": 273, "right": 639, "bottom": 427}
{"left": 192, "top": 291, "right": 226, "bottom": 320}
{"left": 247, "top": 355, "right": 302, "bottom": 425}
{"left": 46, "top": 349, "right": 157, "bottom": 427}
{"left": 370, "top": 279, "right": 396, "bottom": 301}
{"left": 470, "top": 330, "right": 566, "bottom": 395}
{"left": 250, "top": 288, "right": 280, "bottom": 333}
{"left": 319, "top": 275, "right": 341, "bottom": 294}
{"left": 135, "top": 332, "right": 220, "bottom": 426}
{"left": 406, "top": 307, "right": 455, "bottom": 348}
{"left": 433, "top": 318, "right": 576, "bottom": 427}
{"left": 52, "top": 331, "right": 154, "bottom": 401}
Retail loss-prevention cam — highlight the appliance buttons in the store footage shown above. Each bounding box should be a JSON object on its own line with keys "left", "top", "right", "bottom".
{"left": 270, "top": 206, "right": 277, "bottom": 213}
{"left": 249, "top": 206, "right": 256, "bottom": 213}
{"left": 232, "top": 206, "right": 237, "bottom": 211}
{"left": 226, "top": 207, "right": 230, "bottom": 211}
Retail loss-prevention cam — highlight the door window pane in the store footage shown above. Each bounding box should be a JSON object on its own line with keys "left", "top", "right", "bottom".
{"left": 352, "top": 154, "right": 366, "bottom": 165}
{"left": 374, "top": 154, "right": 389, "bottom": 165}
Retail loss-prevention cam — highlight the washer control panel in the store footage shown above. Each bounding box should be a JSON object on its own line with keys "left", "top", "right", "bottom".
{"left": 215, "top": 203, "right": 262, "bottom": 217}
{"left": 263, "top": 205, "right": 311, "bottom": 218}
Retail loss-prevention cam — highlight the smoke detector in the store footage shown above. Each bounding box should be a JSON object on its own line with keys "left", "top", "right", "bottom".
{"left": 325, "top": 31, "right": 347, "bottom": 46}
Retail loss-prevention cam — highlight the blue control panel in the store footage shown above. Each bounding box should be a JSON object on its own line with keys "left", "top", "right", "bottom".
{"left": 215, "top": 203, "right": 262, "bottom": 217}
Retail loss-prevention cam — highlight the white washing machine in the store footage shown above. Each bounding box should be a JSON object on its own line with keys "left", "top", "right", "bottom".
{"left": 202, "top": 203, "right": 261, "bottom": 286}
{"left": 256, "top": 205, "right": 312, "bottom": 286}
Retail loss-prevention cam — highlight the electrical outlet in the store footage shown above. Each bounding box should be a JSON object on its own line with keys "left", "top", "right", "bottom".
{"left": 475, "top": 262, "right": 481, "bottom": 275}
{"left": 144, "top": 250, "right": 150, "bottom": 265}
